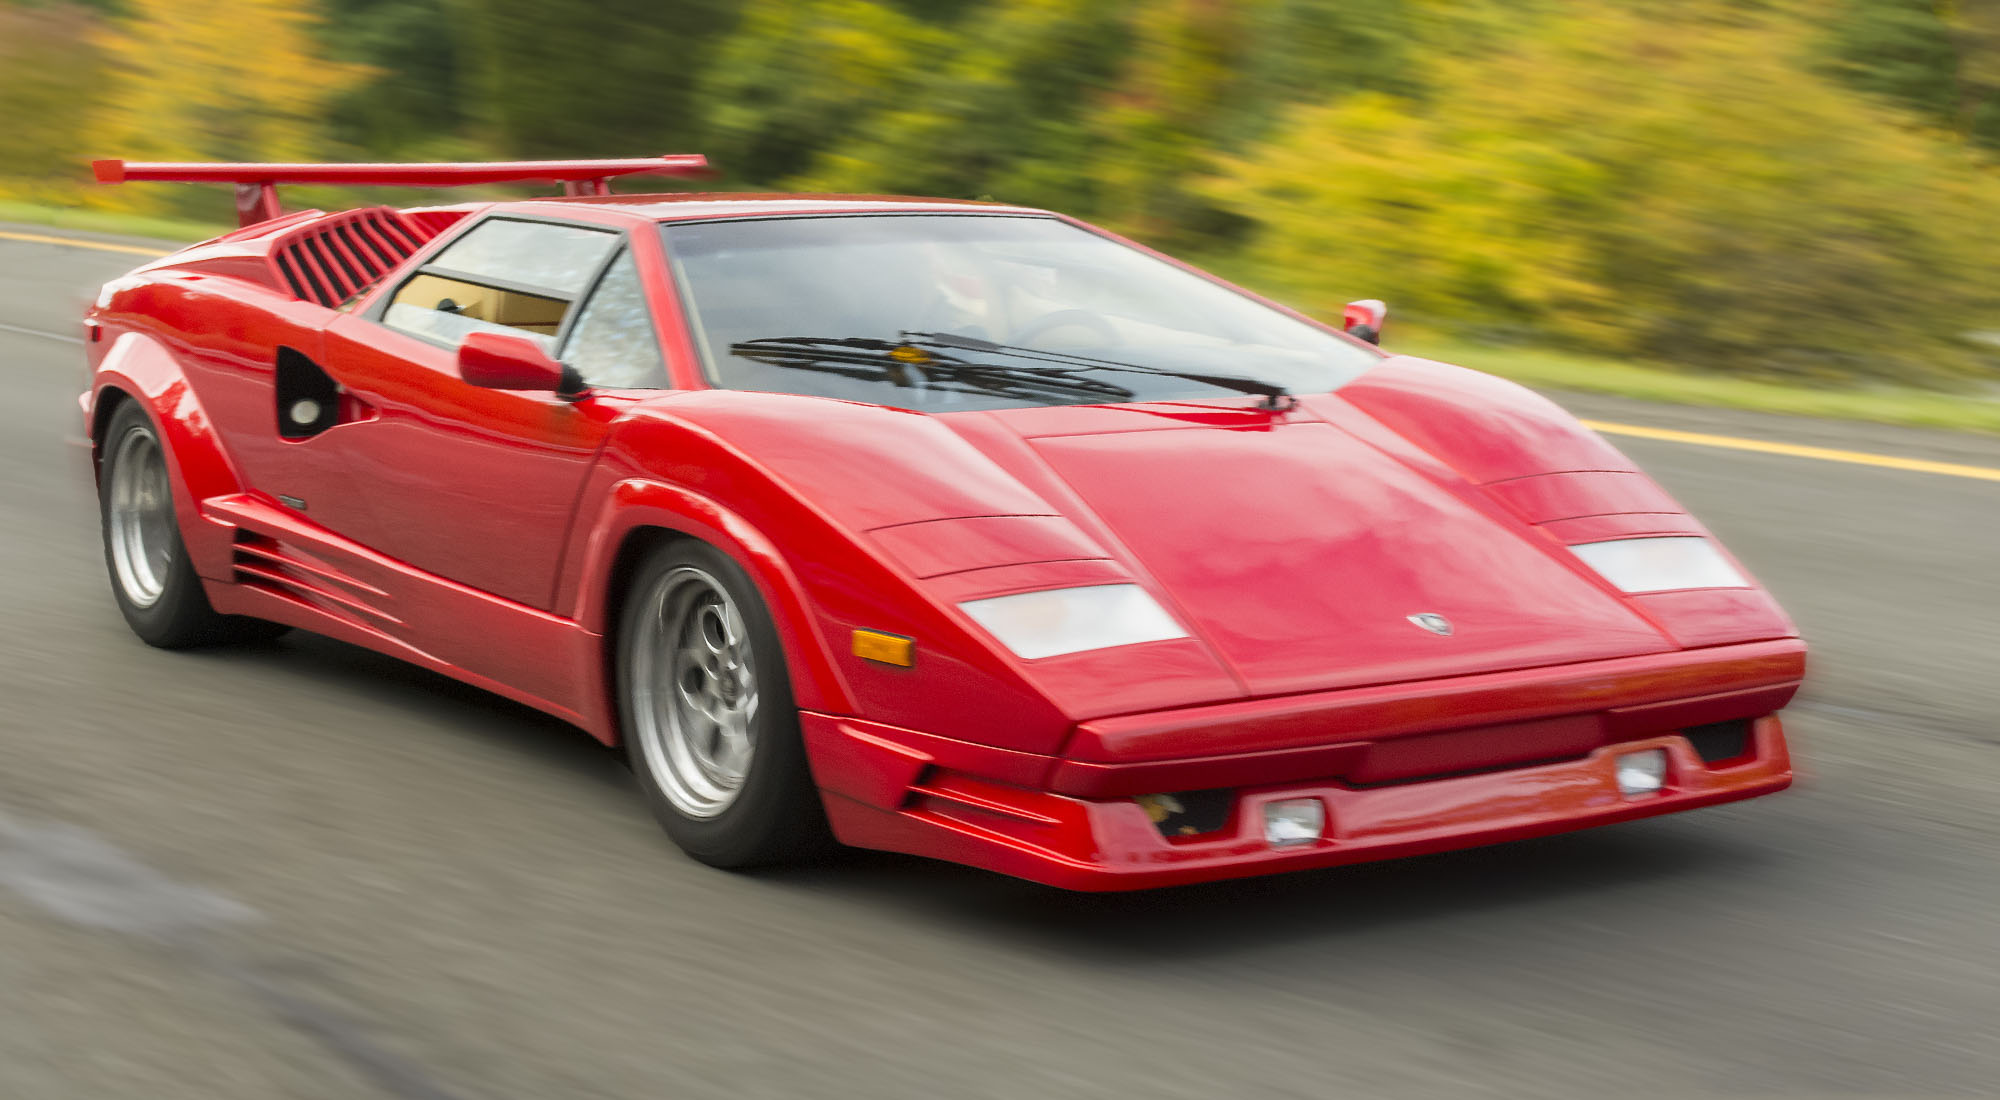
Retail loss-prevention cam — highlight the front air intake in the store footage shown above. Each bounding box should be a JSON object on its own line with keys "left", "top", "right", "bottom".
{"left": 1683, "top": 719, "right": 1754, "bottom": 765}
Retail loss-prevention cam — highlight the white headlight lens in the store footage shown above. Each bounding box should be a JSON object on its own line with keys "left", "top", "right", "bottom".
{"left": 958, "top": 584, "right": 1187, "bottom": 660}
{"left": 1569, "top": 536, "right": 1748, "bottom": 594}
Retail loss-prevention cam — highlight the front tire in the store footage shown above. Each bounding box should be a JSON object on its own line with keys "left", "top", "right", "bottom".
{"left": 98, "top": 400, "right": 286, "bottom": 649}
{"left": 617, "top": 539, "right": 828, "bottom": 868}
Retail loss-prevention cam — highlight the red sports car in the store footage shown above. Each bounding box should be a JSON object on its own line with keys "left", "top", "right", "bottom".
{"left": 82, "top": 156, "right": 1803, "bottom": 890}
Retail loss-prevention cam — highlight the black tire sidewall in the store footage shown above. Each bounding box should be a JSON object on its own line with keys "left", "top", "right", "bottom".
{"left": 616, "top": 538, "right": 825, "bottom": 867}
{"left": 97, "top": 401, "right": 286, "bottom": 648}
{"left": 99, "top": 402, "right": 219, "bottom": 647}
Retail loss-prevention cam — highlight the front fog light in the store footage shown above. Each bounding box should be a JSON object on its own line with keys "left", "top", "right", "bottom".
{"left": 1263, "top": 798, "right": 1325, "bottom": 847}
{"left": 1616, "top": 749, "right": 1668, "bottom": 798}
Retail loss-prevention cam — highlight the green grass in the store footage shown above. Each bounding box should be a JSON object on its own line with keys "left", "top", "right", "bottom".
{"left": 1395, "top": 335, "right": 2000, "bottom": 437}
{"left": 0, "top": 199, "right": 226, "bottom": 244}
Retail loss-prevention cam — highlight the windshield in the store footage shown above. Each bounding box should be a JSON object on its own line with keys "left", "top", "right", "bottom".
{"left": 662, "top": 214, "right": 1378, "bottom": 412}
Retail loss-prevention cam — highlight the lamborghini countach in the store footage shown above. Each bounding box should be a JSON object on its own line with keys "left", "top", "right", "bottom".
{"left": 81, "top": 155, "right": 1803, "bottom": 889}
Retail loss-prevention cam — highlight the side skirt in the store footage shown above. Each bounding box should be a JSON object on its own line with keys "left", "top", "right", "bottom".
{"left": 197, "top": 493, "right": 615, "bottom": 741}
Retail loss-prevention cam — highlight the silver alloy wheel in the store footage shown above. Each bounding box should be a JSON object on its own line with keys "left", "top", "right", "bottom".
{"left": 107, "top": 425, "right": 176, "bottom": 609}
{"left": 630, "top": 565, "right": 760, "bottom": 819}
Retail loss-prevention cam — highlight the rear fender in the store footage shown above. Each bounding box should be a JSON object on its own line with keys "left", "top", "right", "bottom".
{"left": 89, "top": 331, "right": 243, "bottom": 580}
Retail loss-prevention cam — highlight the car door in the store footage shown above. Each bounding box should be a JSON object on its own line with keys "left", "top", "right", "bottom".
{"left": 318, "top": 215, "right": 669, "bottom": 610}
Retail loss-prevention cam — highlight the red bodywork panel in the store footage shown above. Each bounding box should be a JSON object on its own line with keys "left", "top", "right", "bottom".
{"left": 82, "top": 187, "right": 1803, "bottom": 890}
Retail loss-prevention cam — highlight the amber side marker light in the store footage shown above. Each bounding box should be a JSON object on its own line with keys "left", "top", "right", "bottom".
{"left": 852, "top": 629, "right": 916, "bottom": 667}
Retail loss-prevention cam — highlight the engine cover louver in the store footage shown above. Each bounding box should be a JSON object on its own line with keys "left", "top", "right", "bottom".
{"left": 269, "top": 207, "right": 460, "bottom": 308}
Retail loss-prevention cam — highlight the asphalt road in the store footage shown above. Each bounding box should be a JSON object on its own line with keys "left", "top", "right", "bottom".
{"left": 3, "top": 230, "right": 1998, "bottom": 1100}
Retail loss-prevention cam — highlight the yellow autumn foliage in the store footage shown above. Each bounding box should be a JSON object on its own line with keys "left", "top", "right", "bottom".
{"left": 83, "top": 0, "right": 367, "bottom": 212}
{"left": 0, "top": 5, "right": 106, "bottom": 201}
{"left": 1208, "top": 2, "right": 2000, "bottom": 382}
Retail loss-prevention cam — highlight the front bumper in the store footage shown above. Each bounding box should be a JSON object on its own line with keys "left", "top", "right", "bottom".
{"left": 805, "top": 639, "right": 1802, "bottom": 891}
{"left": 818, "top": 717, "right": 1790, "bottom": 891}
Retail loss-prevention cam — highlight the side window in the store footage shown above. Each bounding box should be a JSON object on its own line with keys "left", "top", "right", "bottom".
{"left": 561, "top": 250, "right": 667, "bottom": 389}
{"left": 381, "top": 219, "right": 616, "bottom": 350}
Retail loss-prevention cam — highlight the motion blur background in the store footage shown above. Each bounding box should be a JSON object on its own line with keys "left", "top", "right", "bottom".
{"left": 5, "top": 3, "right": 2000, "bottom": 1099}
{"left": 8, "top": 0, "right": 2000, "bottom": 413}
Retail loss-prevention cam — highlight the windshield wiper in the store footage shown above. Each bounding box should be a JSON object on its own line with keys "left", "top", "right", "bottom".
{"left": 900, "top": 331, "right": 1297, "bottom": 410}
{"left": 731, "top": 334, "right": 1296, "bottom": 409}
{"left": 728, "top": 337, "right": 1138, "bottom": 405}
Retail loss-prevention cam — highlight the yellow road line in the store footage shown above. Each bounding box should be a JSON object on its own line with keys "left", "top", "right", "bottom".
{"left": 1582, "top": 419, "right": 2000, "bottom": 483}
{"left": 0, "top": 228, "right": 164, "bottom": 257}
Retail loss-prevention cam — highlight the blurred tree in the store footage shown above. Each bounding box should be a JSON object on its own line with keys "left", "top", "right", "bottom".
{"left": 1935, "top": 0, "right": 2000, "bottom": 140}
{"left": 453, "top": 0, "right": 736, "bottom": 159}
{"left": 1080, "top": 0, "right": 1257, "bottom": 243}
{"left": 1, "top": 0, "right": 122, "bottom": 11}
{"left": 1210, "top": 1, "right": 2000, "bottom": 383}
{"left": 1075, "top": 0, "right": 1438, "bottom": 245}
{"left": 319, "top": 0, "right": 467, "bottom": 156}
{"left": 0, "top": 3, "right": 108, "bottom": 195}
{"left": 85, "top": 0, "right": 365, "bottom": 186}
{"left": 9, "top": 0, "right": 1996, "bottom": 388}
{"left": 1827, "top": 0, "right": 2000, "bottom": 143}
{"left": 698, "top": 0, "right": 947, "bottom": 185}
{"left": 886, "top": 0, "right": 979, "bottom": 19}
{"left": 792, "top": 0, "right": 1132, "bottom": 211}
{"left": 1226, "top": 0, "right": 1419, "bottom": 136}
{"left": 783, "top": 0, "right": 1507, "bottom": 246}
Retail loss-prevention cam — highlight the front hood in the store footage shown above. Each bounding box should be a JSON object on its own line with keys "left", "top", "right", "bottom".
{"left": 641, "top": 376, "right": 1777, "bottom": 728}
{"left": 978, "top": 412, "right": 1678, "bottom": 697}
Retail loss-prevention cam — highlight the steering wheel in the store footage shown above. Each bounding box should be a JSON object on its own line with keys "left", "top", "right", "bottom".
{"left": 1010, "top": 309, "right": 1119, "bottom": 349}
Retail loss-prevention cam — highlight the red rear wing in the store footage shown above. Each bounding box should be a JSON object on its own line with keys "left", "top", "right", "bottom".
{"left": 91, "top": 155, "right": 711, "bottom": 227}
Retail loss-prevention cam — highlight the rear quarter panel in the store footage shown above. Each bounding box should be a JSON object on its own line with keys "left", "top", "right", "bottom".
{"left": 87, "top": 270, "right": 329, "bottom": 580}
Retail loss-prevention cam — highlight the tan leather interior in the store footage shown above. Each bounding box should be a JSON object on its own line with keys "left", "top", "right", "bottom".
{"left": 394, "top": 273, "right": 568, "bottom": 335}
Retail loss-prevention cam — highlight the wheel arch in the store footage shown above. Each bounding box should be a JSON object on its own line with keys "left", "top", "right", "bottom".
{"left": 577, "top": 481, "right": 855, "bottom": 742}
{"left": 89, "top": 332, "right": 245, "bottom": 580}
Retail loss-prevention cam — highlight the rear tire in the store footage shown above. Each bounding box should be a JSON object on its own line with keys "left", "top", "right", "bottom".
{"left": 98, "top": 400, "right": 287, "bottom": 649}
{"left": 616, "top": 538, "right": 829, "bottom": 868}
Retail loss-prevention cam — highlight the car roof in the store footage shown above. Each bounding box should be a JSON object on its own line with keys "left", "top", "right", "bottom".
{"left": 494, "top": 192, "right": 1053, "bottom": 223}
